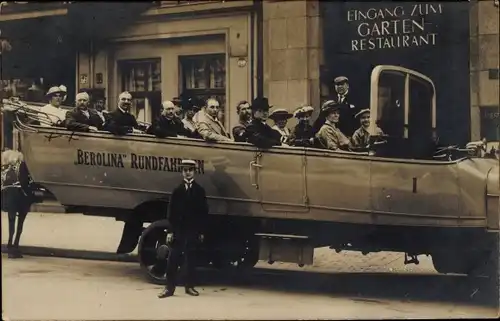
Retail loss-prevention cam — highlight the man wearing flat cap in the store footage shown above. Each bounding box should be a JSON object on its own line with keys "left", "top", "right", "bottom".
{"left": 245, "top": 97, "right": 282, "bottom": 148}
{"left": 332, "top": 76, "right": 360, "bottom": 137}
{"left": 65, "top": 92, "right": 104, "bottom": 132}
{"left": 104, "top": 91, "right": 143, "bottom": 135}
{"left": 39, "top": 86, "right": 68, "bottom": 127}
{"left": 269, "top": 108, "right": 293, "bottom": 145}
{"left": 146, "top": 100, "right": 190, "bottom": 138}
{"left": 232, "top": 100, "right": 252, "bottom": 142}
{"left": 315, "top": 100, "right": 351, "bottom": 151}
{"left": 290, "top": 105, "right": 316, "bottom": 147}
{"left": 159, "top": 159, "right": 209, "bottom": 299}
{"left": 351, "top": 109, "right": 384, "bottom": 149}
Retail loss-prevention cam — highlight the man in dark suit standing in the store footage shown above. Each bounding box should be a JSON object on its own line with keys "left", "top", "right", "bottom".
{"left": 65, "top": 92, "right": 104, "bottom": 132}
{"left": 245, "top": 97, "right": 282, "bottom": 148}
{"left": 104, "top": 91, "right": 143, "bottom": 135}
{"left": 332, "top": 76, "right": 360, "bottom": 137}
{"left": 158, "top": 159, "right": 209, "bottom": 298}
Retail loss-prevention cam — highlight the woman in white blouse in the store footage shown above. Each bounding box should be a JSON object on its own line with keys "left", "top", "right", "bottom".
{"left": 39, "top": 86, "right": 68, "bottom": 127}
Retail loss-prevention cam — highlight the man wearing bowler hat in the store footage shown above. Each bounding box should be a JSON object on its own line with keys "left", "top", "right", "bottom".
{"left": 332, "top": 76, "right": 359, "bottom": 136}
{"left": 316, "top": 100, "right": 351, "bottom": 151}
{"left": 245, "top": 97, "right": 282, "bottom": 148}
{"left": 159, "top": 159, "right": 209, "bottom": 298}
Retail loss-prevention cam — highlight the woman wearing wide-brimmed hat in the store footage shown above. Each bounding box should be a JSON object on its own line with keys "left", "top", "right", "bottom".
{"left": 290, "top": 105, "right": 316, "bottom": 147}
{"left": 39, "top": 86, "right": 67, "bottom": 127}
{"left": 315, "top": 100, "right": 351, "bottom": 151}
{"left": 269, "top": 108, "right": 293, "bottom": 145}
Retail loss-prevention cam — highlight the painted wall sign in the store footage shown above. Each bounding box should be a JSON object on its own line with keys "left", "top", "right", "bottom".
{"left": 322, "top": 1, "right": 471, "bottom": 145}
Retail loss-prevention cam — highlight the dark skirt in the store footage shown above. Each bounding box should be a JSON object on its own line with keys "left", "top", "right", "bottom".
{"left": 1, "top": 187, "right": 33, "bottom": 213}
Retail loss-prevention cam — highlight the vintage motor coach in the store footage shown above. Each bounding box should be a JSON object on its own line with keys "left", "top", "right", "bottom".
{"left": 2, "top": 65, "right": 498, "bottom": 284}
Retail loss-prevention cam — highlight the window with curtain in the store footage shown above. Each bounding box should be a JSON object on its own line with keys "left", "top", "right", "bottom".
{"left": 179, "top": 54, "right": 226, "bottom": 125}
{"left": 118, "top": 58, "right": 161, "bottom": 123}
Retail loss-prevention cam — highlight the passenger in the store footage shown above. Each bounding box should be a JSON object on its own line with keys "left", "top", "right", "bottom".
{"left": 311, "top": 100, "right": 333, "bottom": 137}
{"left": 181, "top": 97, "right": 202, "bottom": 139}
{"left": 245, "top": 97, "right": 282, "bottom": 148}
{"left": 65, "top": 92, "right": 103, "bottom": 132}
{"left": 290, "top": 105, "right": 316, "bottom": 147}
{"left": 39, "top": 86, "right": 68, "bottom": 127}
{"left": 92, "top": 93, "right": 109, "bottom": 125}
{"left": 146, "top": 100, "right": 190, "bottom": 138}
{"left": 173, "top": 98, "right": 184, "bottom": 120}
{"left": 269, "top": 108, "right": 293, "bottom": 145}
{"left": 315, "top": 100, "right": 352, "bottom": 151}
{"left": 332, "top": 76, "right": 359, "bottom": 136}
{"left": 104, "top": 91, "right": 143, "bottom": 135}
{"left": 60, "top": 85, "right": 68, "bottom": 103}
{"left": 196, "top": 98, "right": 232, "bottom": 142}
{"left": 232, "top": 100, "right": 252, "bottom": 142}
{"left": 351, "top": 109, "right": 384, "bottom": 149}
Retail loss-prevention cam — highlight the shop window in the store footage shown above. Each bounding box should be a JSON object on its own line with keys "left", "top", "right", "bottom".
{"left": 180, "top": 54, "right": 226, "bottom": 125}
{"left": 118, "top": 58, "right": 162, "bottom": 123}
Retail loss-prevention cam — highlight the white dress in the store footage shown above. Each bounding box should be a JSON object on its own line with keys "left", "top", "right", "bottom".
{"left": 39, "top": 104, "right": 67, "bottom": 127}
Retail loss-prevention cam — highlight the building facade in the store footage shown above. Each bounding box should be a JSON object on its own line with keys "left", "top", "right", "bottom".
{"left": 1, "top": 0, "right": 499, "bottom": 148}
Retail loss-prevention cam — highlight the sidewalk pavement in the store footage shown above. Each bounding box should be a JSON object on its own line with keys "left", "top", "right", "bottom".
{"left": 1, "top": 211, "right": 138, "bottom": 262}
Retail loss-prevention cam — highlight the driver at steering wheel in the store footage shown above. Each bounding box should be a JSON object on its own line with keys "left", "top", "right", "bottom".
{"left": 315, "top": 100, "right": 352, "bottom": 151}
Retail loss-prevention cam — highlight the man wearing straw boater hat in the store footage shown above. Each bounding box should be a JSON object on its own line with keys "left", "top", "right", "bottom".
{"left": 245, "top": 97, "right": 282, "bottom": 148}
{"left": 159, "top": 159, "right": 209, "bottom": 299}
{"left": 315, "top": 100, "right": 351, "bottom": 151}
{"left": 290, "top": 104, "right": 316, "bottom": 147}
{"left": 269, "top": 108, "right": 293, "bottom": 145}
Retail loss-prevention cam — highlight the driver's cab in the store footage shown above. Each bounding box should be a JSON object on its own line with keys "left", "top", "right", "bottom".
{"left": 368, "top": 65, "right": 437, "bottom": 160}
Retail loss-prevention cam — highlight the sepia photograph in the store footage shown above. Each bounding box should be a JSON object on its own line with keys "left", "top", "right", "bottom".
{"left": 1, "top": 0, "right": 499, "bottom": 320}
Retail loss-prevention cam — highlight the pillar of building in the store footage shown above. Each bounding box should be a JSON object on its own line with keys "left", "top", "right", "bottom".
{"left": 262, "top": 0, "right": 323, "bottom": 117}
{"left": 469, "top": 0, "right": 499, "bottom": 141}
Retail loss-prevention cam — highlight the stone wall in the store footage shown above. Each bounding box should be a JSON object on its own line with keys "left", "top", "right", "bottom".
{"left": 470, "top": 0, "right": 499, "bottom": 141}
{"left": 262, "top": 0, "right": 322, "bottom": 117}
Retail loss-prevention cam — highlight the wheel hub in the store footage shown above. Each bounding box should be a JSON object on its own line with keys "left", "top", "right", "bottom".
{"left": 156, "top": 244, "right": 170, "bottom": 260}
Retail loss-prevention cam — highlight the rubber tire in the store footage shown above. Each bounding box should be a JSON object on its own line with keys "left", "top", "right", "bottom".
{"left": 138, "top": 219, "right": 172, "bottom": 285}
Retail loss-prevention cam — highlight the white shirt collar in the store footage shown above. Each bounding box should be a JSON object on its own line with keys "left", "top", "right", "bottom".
{"left": 118, "top": 107, "right": 127, "bottom": 114}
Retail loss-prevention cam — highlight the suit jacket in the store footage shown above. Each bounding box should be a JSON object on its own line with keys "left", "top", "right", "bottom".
{"left": 65, "top": 109, "right": 104, "bottom": 132}
{"left": 245, "top": 119, "right": 282, "bottom": 148}
{"left": 167, "top": 180, "right": 209, "bottom": 235}
{"left": 196, "top": 110, "right": 232, "bottom": 142}
{"left": 104, "top": 109, "right": 139, "bottom": 135}
{"left": 182, "top": 118, "right": 202, "bottom": 139}
{"left": 316, "top": 121, "right": 351, "bottom": 150}
{"left": 146, "top": 116, "right": 190, "bottom": 138}
{"left": 290, "top": 122, "right": 315, "bottom": 147}
{"left": 232, "top": 120, "right": 250, "bottom": 142}
{"left": 332, "top": 94, "right": 360, "bottom": 137}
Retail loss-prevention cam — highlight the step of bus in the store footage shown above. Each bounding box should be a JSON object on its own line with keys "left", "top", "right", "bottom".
{"left": 256, "top": 233, "right": 313, "bottom": 266}
{"left": 30, "top": 201, "right": 66, "bottom": 214}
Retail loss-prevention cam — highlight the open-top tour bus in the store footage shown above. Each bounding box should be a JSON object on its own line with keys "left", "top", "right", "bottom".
{"left": 2, "top": 65, "right": 498, "bottom": 284}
